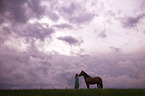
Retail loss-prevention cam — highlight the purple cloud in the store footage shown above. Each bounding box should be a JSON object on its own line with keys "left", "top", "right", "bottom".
{"left": 0, "top": 43, "right": 145, "bottom": 89}
{"left": 2, "top": 24, "right": 53, "bottom": 42}
{"left": 98, "top": 29, "right": 107, "bottom": 38}
{"left": 0, "top": 0, "right": 46, "bottom": 24}
{"left": 57, "top": 36, "right": 83, "bottom": 46}
{"left": 140, "top": 0, "right": 145, "bottom": 11}
{"left": 47, "top": 11, "right": 59, "bottom": 21}
{"left": 53, "top": 23, "right": 73, "bottom": 29}
{"left": 0, "top": 0, "right": 56, "bottom": 43}
{"left": 20, "top": 23, "right": 54, "bottom": 41}
{"left": 61, "top": 2, "right": 78, "bottom": 16}
{"left": 121, "top": 14, "right": 145, "bottom": 28}
{"left": 110, "top": 47, "right": 120, "bottom": 54}
{"left": 60, "top": 2, "right": 95, "bottom": 24}
{"left": 0, "top": 0, "right": 28, "bottom": 23}
{"left": 28, "top": 0, "right": 45, "bottom": 18}
{"left": 70, "top": 13, "right": 94, "bottom": 24}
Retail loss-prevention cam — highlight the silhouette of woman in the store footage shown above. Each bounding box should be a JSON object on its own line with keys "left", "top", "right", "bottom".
{"left": 74, "top": 74, "right": 79, "bottom": 89}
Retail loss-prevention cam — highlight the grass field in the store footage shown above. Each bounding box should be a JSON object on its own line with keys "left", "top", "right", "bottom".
{"left": 0, "top": 89, "right": 145, "bottom": 96}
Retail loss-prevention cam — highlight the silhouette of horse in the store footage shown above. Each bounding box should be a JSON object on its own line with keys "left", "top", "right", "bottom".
{"left": 79, "top": 70, "right": 103, "bottom": 89}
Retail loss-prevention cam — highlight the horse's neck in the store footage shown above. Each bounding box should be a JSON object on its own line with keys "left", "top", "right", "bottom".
{"left": 83, "top": 72, "right": 91, "bottom": 79}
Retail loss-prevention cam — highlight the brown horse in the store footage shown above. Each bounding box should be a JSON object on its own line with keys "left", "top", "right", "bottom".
{"left": 79, "top": 70, "right": 103, "bottom": 89}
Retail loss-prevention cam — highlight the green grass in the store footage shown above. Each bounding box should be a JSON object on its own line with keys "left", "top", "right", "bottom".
{"left": 0, "top": 89, "right": 145, "bottom": 96}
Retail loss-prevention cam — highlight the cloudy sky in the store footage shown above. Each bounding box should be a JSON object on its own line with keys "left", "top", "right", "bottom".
{"left": 0, "top": 0, "right": 145, "bottom": 89}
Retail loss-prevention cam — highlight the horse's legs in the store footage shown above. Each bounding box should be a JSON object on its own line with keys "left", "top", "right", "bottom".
{"left": 86, "top": 84, "right": 90, "bottom": 89}
{"left": 100, "top": 82, "right": 103, "bottom": 88}
{"left": 97, "top": 82, "right": 103, "bottom": 89}
{"left": 97, "top": 83, "right": 101, "bottom": 88}
{"left": 97, "top": 83, "right": 99, "bottom": 88}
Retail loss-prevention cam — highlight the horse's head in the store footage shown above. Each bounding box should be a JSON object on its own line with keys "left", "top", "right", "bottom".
{"left": 79, "top": 70, "right": 84, "bottom": 77}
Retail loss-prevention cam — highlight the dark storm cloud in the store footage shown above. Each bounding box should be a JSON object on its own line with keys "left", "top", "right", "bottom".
{"left": 0, "top": 19, "right": 4, "bottom": 24}
{"left": 0, "top": 0, "right": 28, "bottom": 23}
{"left": 0, "top": 26, "right": 11, "bottom": 44}
{"left": 0, "top": 0, "right": 46, "bottom": 24}
{"left": 57, "top": 36, "right": 83, "bottom": 46}
{"left": 2, "top": 27, "right": 11, "bottom": 34}
{"left": 28, "top": 0, "right": 45, "bottom": 17}
{"left": 0, "top": 0, "right": 56, "bottom": 42}
{"left": 61, "top": 2, "right": 78, "bottom": 16}
{"left": 121, "top": 14, "right": 145, "bottom": 28}
{"left": 19, "top": 23, "right": 54, "bottom": 41}
{"left": 1, "top": 22, "right": 54, "bottom": 42}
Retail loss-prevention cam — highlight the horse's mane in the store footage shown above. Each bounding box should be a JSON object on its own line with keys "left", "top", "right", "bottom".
{"left": 82, "top": 71, "right": 91, "bottom": 78}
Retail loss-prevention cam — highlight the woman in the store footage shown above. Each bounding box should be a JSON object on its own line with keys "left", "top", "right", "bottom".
{"left": 74, "top": 74, "right": 79, "bottom": 89}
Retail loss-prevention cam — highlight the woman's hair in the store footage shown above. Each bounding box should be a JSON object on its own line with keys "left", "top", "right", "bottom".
{"left": 75, "top": 74, "right": 78, "bottom": 78}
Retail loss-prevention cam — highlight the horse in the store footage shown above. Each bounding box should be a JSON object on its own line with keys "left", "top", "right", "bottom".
{"left": 79, "top": 70, "right": 103, "bottom": 89}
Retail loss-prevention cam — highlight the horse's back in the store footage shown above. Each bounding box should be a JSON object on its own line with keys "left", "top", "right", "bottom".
{"left": 96, "top": 76, "right": 102, "bottom": 81}
{"left": 86, "top": 76, "right": 102, "bottom": 84}
{"left": 94, "top": 76, "right": 102, "bottom": 83}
